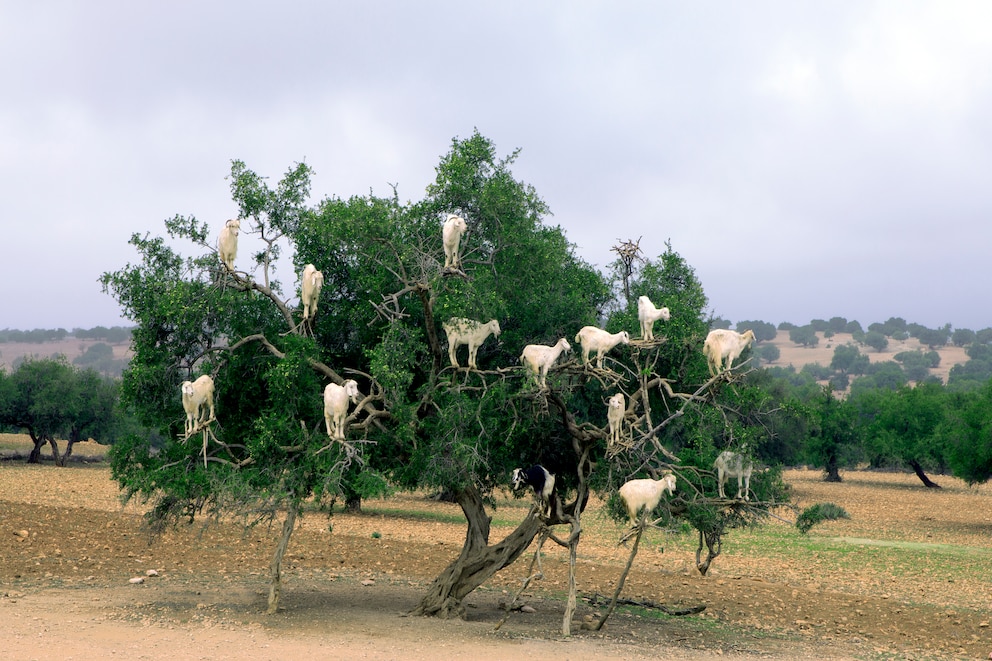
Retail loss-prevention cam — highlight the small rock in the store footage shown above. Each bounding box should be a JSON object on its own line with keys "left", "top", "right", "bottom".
{"left": 520, "top": 605, "right": 536, "bottom": 613}
{"left": 145, "top": 569, "right": 159, "bottom": 577}
{"left": 361, "top": 579, "right": 375, "bottom": 586}
{"left": 129, "top": 577, "right": 145, "bottom": 585}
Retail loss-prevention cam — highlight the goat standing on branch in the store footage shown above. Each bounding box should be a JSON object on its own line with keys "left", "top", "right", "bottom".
{"left": 442, "top": 317, "right": 501, "bottom": 369}
{"left": 511, "top": 465, "right": 555, "bottom": 517}
{"left": 442, "top": 213, "right": 467, "bottom": 270}
{"left": 218, "top": 219, "right": 241, "bottom": 272}
{"left": 181, "top": 375, "right": 216, "bottom": 436}
{"left": 520, "top": 338, "right": 571, "bottom": 388}
{"left": 618, "top": 473, "right": 677, "bottom": 526}
{"left": 300, "top": 263, "right": 324, "bottom": 323}
{"left": 606, "top": 393, "right": 625, "bottom": 449}
{"left": 575, "top": 326, "right": 630, "bottom": 369}
{"left": 714, "top": 451, "right": 753, "bottom": 500}
{"left": 637, "top": 296, "right": 670, "bottom": 341}
{"left": 324, "top": 379, "right": 361, "bottom": 440}
{"left": 703, "top": 329, "right": 756, "bottom": 376}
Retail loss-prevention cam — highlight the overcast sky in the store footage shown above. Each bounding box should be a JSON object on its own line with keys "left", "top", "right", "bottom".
{"left": 3, "top": 1, "right": 991, "bottom": 332}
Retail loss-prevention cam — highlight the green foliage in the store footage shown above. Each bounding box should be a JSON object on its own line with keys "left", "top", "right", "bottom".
{"left": 915, "top": 325, "right": 951, "bottom": 349}
{"left": 796, "top": 502, "right": 850, "bottom": 534}
{"left": 863, "top": 330, "right": 888, "bottom": 352}
{"left": 789, "top": 325, "right": 819, "bottom": 347}
{"left": 856, "top": 383, "right": 948, "bottom": 471}
{"left": 735, "top": 320, "right": 776, "bottom": 342}
{"left": 944, "top": 381, "right": 992, "bottom": 484}
{"left": 952, "top": 328, "right": 975, "bottom": 347}
{"left": 0, "top": 328, "right": 69, "bottom": 343}
{"left": 755, "top": 343, "right": 780, "bottom": 364}
{"left": 100, "top": 131, "right": 798, "bottom": 610}
{"left": 830, "top": 344, "right": 866, "bottom": 373}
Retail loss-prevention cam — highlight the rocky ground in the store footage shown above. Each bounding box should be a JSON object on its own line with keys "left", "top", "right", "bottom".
{"left": 2, "top": 457, "right": 991, "bottom": 659}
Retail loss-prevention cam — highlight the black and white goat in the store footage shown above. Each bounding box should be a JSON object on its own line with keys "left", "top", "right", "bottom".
{"left": 511, "top": 465, "right": 555, "bottom": 517}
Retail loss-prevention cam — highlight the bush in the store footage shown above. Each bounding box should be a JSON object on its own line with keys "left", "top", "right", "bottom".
{"left": 796, "top": 502, "right": 850, "bottom": 534}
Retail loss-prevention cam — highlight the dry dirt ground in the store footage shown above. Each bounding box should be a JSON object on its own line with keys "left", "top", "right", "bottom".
{"left": 2, "top": 442, "right": 992, "bottom": 660}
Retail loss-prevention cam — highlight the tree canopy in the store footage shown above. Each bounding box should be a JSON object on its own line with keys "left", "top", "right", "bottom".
{"left": 100, "top": 131, "right": 792, "bottom": 629}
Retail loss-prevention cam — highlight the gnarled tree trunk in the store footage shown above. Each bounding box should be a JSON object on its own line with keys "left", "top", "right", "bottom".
{"left": 908, "top": 460, "right": 942, "bottom": 489}
{"left": 267, "top": 499, "right": 300, "bottom": 614}
{"left": 413, "top": 484, "right": 542, "bottom": 618}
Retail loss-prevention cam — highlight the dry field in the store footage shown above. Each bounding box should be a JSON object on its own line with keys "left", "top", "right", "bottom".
{"left": 0, "top": 338, "right": 132, "bottom": 372}
{"left": 2, "top": 436, "right": 992, "bottom": 660}
{"left": 764, "top": 331, "right": 969, "bottom": 384}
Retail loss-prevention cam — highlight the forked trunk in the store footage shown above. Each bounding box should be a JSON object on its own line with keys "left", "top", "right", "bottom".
{"left": 267, "top": 499, "right": 300, "bottom": 614}
{"left": 50, "top": 438, "right": 65, "bottom": 467}
{"left": 413, "top": 484, "right": 542, "bottom": 618}
{"left": 27, "top": 433, "right": 46, "bottom": 464}
{"left": 695, "top": 528, "right": 722, "bottom": 576}
{"left": 909, "top": 460, "right": 942, "bottom": 489}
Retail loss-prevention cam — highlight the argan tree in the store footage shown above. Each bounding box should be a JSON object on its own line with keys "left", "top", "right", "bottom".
{"left": 102, "top": 131, "right": 791, "bottom": 628}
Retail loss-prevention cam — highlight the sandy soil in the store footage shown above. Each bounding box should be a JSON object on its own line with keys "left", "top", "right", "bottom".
{"left": 2, "top": 455, "right": 991, "bottom": 660}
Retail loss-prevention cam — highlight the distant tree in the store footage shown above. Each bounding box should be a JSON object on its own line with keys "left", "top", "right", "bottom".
{"left": 735, "top": 320, "right": 776, "bottom": 342}
{"left": 975, "top": 328, "right": 992, "bottom": 344}
{"left": 755, "top": 344, "right": 780, "bottom": 364}
{"left": 789, "top": 325, "right": 819, "bottom": 347}
{"left": 800, "top": 363, "right": 833, "bottom": 380}
{"left": 805, "top": 387, "right": 858, "bottom": 481}
{"left": 863, "top": 330, "right": 888, "bottom": 352}
{"left": 917, "top": 325, "right": 951, "bottom": 349}
{"left": 709, "top": 316, "right": 732, "bottom": 330}
{"left": 947, "top": 344, "right": 992, "bottom": 391}
{"left": 861, "top": 383, "right": 948, "bottom": 488}
{"left": 850, "top": 362, "right": 906, "bottom": 396}
{"left": 951, "top": 328, "right": 975, "bottom": 347}
{"left": 845, "top": 320, "right": 863, "bottom": 334}
{"left": 830, "top": 344, "right": 863, "bottom": 373}
{"left": 894, "top": 351, "right": 934, "bottom": 382}
{"left": 826, "top": 317, "right": 848, "bottom": 333}
{"left": 810, "top": 319, "right": 828, "bottom": 332}
{"left": 828, "top": 372, "right": 849, "bottom": 391}
{"left": 906, "top": 322, "right": 926, "bottom": 339}
{"left": 883, "top": 317, "right": 907, "bottom": 334}
{"left": 0, "top": 357, "right": 119, "bottom": 465}
{"left": 777, "top": 321, "right": 797, "bottom": 331}
{"left": 73, "top": 343, "right": 127, "bottom": 377}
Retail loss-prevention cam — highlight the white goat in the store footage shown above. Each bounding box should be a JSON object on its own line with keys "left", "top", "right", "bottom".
{"left": 520, "top": 338, "right": 571, "bottom": 388}
{"left": 181, "top": 375, "right": 215, "bottom": 436}
{"left": 575, "top": 326, "right": 630, "bottom": 368}
{"left": 703, "top": 329, "right": 756, "bottom": 376}
{"left": 218, "top": 219, "right": 241, "bottom": 272}
{"left": 637, "top": 296, "right": 671, "bottom": 341}
{"left": 607, "top": 392, "right": 625, "bottom": 447}
{"left": 442, "top": 214, "right": 467, "bottom": 270}
{"left": 714, "top": 450, "right": 753, "bottom": 500}
{"left": 618, "top": 473, "right": 677, "bottom": 525}
{"left": 323, "top": 379, "right": 361, "bottom": 440}
{"left": 300, "top": 263, "right": 324, "bottom": 322}
{"left": 442, "top": 317, "right": 501, "bottom": 369}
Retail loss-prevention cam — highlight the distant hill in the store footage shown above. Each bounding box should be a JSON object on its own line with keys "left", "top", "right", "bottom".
{"left": 0, "top": 336, "right": 132, "bottom": 377}
{"left": 761, "top": 331, "right": 969, "bottom": 384}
